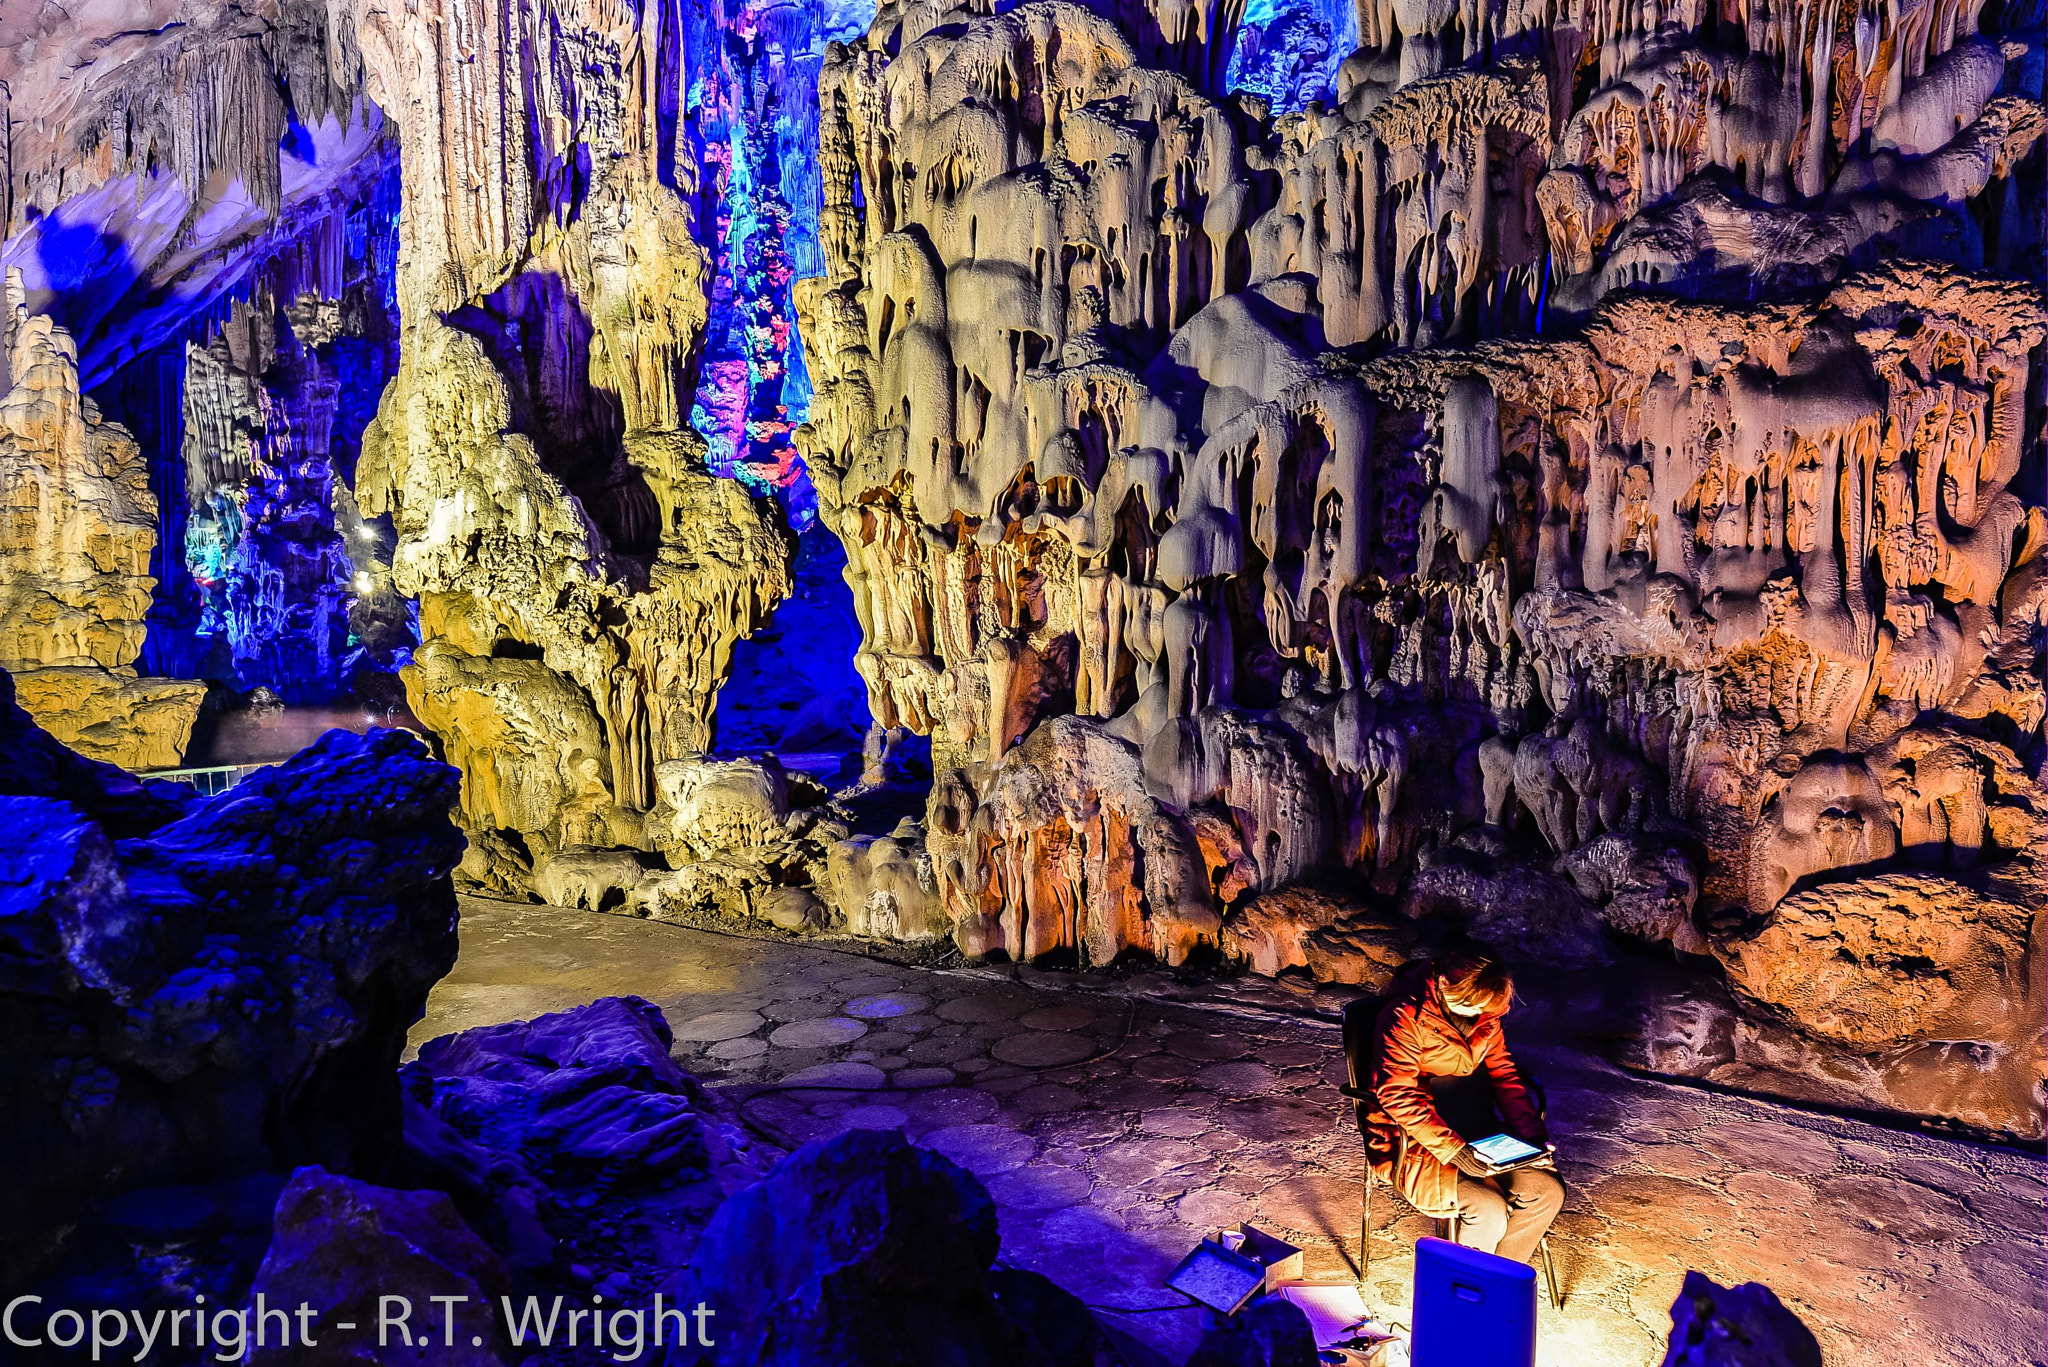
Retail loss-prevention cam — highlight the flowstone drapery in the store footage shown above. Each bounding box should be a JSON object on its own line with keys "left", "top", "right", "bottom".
{"left": 795, "top": 0, "right": 2046, "bottom": 1134}
{"left": 350, "top": 0, "right": 794, "bottom": 891}
{"left": 0, "top": 0, "right": 2039, "bottom": 1142}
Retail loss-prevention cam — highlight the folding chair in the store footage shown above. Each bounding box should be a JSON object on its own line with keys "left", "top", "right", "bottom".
{"left": 1339, "top": 996, "right": 1563, "bottom": 1309}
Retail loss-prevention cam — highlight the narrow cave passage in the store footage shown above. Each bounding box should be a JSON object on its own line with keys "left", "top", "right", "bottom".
{"left": 713, "top": 523, "right": 870, "bottom": 774}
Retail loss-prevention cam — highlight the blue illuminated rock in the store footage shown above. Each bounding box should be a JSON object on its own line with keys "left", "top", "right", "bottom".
{"left": 1661, "top": 1272, "right": 1823, "bottom": 1367}
{"left": 412, "top": 996, "right": 761, "bottom": 1194}
{"left": 0, "top": 680, "right": 463, "bottom": 1286}
{"left": 661, "top": 1127, "right": 1098, "bottom": 1366}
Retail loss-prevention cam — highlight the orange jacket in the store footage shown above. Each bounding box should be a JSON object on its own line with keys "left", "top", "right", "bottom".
{"left": 1362, "top": 972, "right": 1547, "bottom": 1216}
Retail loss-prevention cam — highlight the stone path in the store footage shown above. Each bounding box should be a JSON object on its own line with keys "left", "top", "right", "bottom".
{"left": 414, "top": 898, "right": 2048, "bottom": 1367}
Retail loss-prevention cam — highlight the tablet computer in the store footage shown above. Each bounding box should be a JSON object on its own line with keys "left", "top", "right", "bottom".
{"left": 1470, "top": 1133, "right": 1547, "bottom": 1172}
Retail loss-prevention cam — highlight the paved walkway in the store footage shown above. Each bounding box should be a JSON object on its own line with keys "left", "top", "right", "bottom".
{"left": 414, "top": 898, "right": 2048, "bottom": 1367}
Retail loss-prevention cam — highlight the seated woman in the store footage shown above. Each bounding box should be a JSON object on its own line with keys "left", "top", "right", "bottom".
{"left": 1361, "top": 951, "right": 1564, "bottom": 1263}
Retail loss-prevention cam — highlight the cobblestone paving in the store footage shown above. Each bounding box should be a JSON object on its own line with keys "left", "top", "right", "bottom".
{"left": 416, "top": 898, "right": 2048, "bottom": 1366}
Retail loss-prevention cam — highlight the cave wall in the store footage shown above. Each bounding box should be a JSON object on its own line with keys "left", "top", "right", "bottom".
{"left": 793, "top": 0, "right": 2046, "bottom": 1131}
{"left": 0, "top": 0, "right": 2040, "bottom": 1139}
{"left": 0, "top": 0, "right": 404, "bottom": 748}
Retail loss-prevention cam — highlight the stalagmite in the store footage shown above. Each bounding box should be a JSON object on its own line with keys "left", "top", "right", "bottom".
{"left": 350, "top": 0, "right": 794, "bottom": 886}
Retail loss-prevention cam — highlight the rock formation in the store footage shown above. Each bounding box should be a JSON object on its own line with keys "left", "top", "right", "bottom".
{"left": 247, "top": 1169, "right": 516, "bottom": 1367}
{"left": 0, "top": 288, "right": 208, "bottom": 766}
{"left": 350, "top": 0, "right": 797, "bottom": 891}
{"left": 168, "top": 253, "right": 406, "bottom": 703}
{"left": 0, "top": 665, "right": 463, "bottom": 1288}
{"left": 0, "top": 0, "right": 404, "bottom": 714}
{"left": 659, "top": 1127, "right": 1100, "bottom": 1367}
{"left": 0, "top": 0, "right": 2037, "bottom": 1146}
{"left": 1660, "top": 1271, "right": 1824, "bottom": 1367}
{"left": 412, "top": 995, "right": 761, "bottom": 1195}
{"left": 794, "top": 0, "right": 2045, "bottom": 1134}
{"left": 0, "top": 0, "right": 392, "bottom": 389}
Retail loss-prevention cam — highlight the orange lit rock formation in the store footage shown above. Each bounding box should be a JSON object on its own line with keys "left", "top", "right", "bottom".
{"left": 797, "top": 0, "right": 2045, "bottom": 1134}
{"left": 0, "top": 277, "right": 206, "bottom": 767}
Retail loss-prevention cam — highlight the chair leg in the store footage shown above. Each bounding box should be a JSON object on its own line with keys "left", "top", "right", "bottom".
{"left": 1539, "top": 1236, "right": 1564, "bottom": 1309}
{"left": 1358, "top": 1171, "right": 1372, "bottom": 1288}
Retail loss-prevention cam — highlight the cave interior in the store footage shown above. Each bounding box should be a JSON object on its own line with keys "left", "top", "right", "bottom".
{"left": 0, "top": 0, "right": 2043, "bottom": 1359}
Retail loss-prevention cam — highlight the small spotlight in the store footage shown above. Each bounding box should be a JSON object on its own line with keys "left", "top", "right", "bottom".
{"left": 354, "top": 572, "right": 374, "bottom": 593}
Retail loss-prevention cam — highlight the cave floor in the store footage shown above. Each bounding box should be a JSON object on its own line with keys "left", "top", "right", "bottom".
{"left": 414, "top": 898, "right": 2048, "bottom": 1367}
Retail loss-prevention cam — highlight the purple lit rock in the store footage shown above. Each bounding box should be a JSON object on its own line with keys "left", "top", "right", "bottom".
{"left": 661, "top": 1128, "right": 1098, "bottom": 1366}
{"left": 413, "top": 997, "right": 760, "bottom": 1194}
{"left": 1660, "top": 1272, "right": 1824, "bottom": 1367}
{"left": 0, "top": 692, "right": 463, "bottom": 1287}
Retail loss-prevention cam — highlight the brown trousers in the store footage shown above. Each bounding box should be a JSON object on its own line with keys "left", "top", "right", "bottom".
{"left": 1453, "top": 1166, "right": 1565, "bottom": 1264}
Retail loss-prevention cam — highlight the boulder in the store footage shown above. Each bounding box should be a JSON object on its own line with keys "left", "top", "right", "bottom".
{"left": 534, "top": 845, "right": 658, "bottom": 911}
{"left": 397, "top": 1070, "right": 555, "bottom": 1271}
{"left": 1300, "top": 915, "right": 1418, "bottom": 990}
{"left": 757, "top": 884, "right": 826, "bottom": 931}
{"left": 652, "top": 756, "right": 791, "bottom": 862}
{"left": 987, "top": 1269, "right": 1099, "bottom": 1367}
{"left": 247, "top": 1168, "right": 512, "bottom": 1366}
{"left": 1659, "top": 1271, "right": 1822, "bottom": 1367}
{"left": 9, "top": 666, "right": 207, "bottom": 770}
{"left": 1226, "top": 885, "right": 1364, "bottom": 976}
{"left": 1186, "top": 1297, "right": 1319, "bottom": 1367}
{"left": 0, "top": 685, "right": 464, "bottom": 1286}
{"left": 1711, "top": 872, "right": 2033, "bottom": 1047}
{"left": 414, "top": 997, "right": 759, "bottom": 1194}
{"left": 661, "top": 1128, "right": 1095, "bottom": 1366}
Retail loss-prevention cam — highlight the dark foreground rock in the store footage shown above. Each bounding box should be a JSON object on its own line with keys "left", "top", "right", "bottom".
{"left": 661, "top": 1127, "right": 1100, "bottom": 1367}
{"left": 247, "top": 1168, "right": 512, "bottom": 1366}
{"left": 414, "top": 995, "right": 757, "bottom": 1193}
{"left": 1661, "top": 1271, "right": 1824, "bottom": 1367}
{"left": 0, "top": 665, "right": 464, "bottom": 1290}
{"left": 1187, "top": 1298, "right": 1319, "bottom": 1367}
